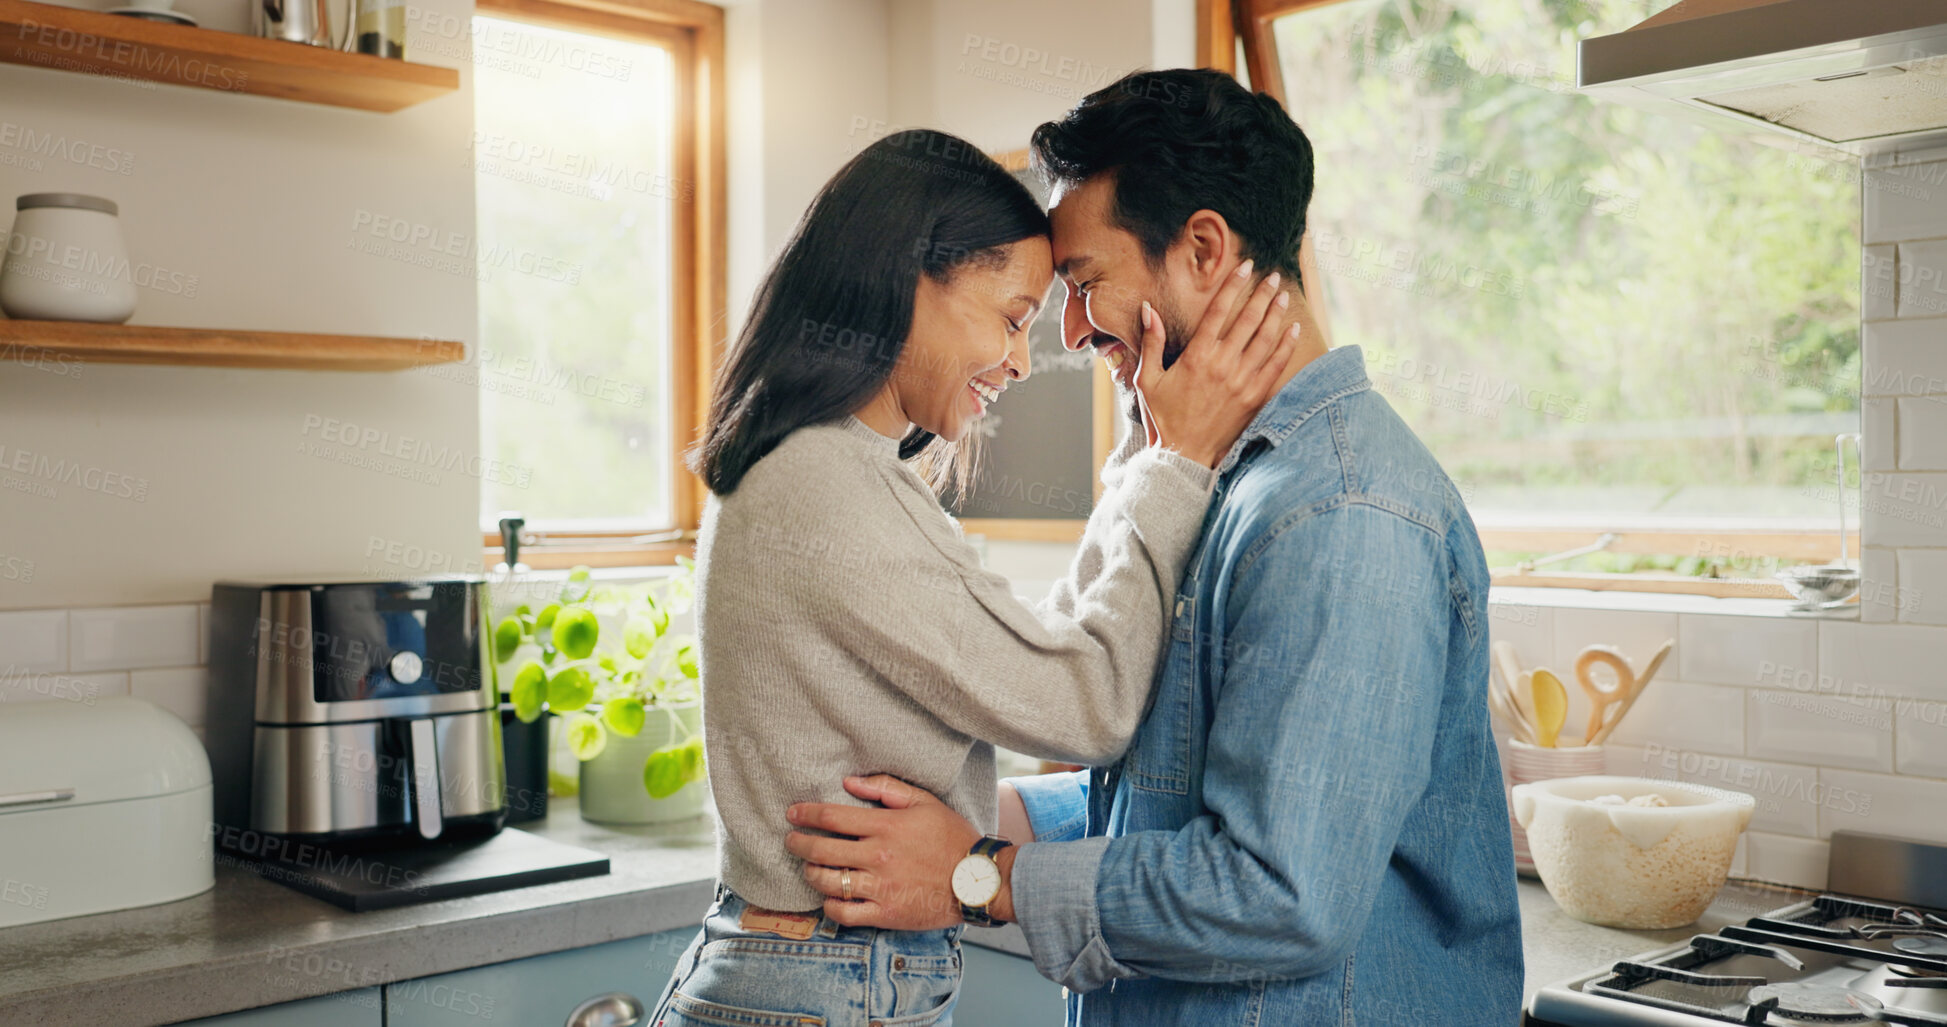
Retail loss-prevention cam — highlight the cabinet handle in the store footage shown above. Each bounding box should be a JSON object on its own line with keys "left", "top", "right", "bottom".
{"left": 565, "top": 992, "right": 644, "bottom": 1027}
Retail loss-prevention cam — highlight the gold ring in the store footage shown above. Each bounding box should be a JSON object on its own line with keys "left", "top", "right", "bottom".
{"left": 840, "top": 870, "right": 853, "bottom": 901}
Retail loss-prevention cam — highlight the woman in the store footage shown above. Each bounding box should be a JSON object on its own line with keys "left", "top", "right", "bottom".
{"left": 652, "top": 128, "right": 1295, "bottom": 1026}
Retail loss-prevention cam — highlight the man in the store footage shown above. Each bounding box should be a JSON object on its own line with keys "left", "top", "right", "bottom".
{"left": 784, "top": 68, "right": 1523, "bottom": 1024}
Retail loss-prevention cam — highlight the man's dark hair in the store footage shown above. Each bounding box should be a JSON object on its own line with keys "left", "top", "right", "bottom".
{"left": 1030, "top": 68, "right": 1314, "bottom": 284}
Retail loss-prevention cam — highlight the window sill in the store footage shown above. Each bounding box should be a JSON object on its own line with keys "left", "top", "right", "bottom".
{"left": 1490, "top": 584, "right": 1859, "bottom": 621}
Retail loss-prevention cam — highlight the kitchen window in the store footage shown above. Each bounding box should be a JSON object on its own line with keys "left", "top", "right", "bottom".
{"left": 1218, "top": 0, "right": 1862, "bottom": 596}
{"left": 470, "top": 0, "right": 724, "bottom": 569}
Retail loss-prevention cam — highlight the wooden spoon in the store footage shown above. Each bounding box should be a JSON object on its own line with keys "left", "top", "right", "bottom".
{"left": 1574, "top": 646, "right": 1636, "bottom": 745}
{"left": 1530, "top": 668, "right": 1569, "bottom": 748}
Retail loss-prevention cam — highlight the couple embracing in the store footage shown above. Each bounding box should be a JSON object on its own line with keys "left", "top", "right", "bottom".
{"left": 650, "top": 68, "right": 1523, "bottom": 1027}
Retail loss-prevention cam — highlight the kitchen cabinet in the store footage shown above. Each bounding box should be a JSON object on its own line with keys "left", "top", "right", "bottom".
{"left": 384, "top": 926, "right": 696, "bottom": 1027}
{"left": 173, "top": 989, "right": 381, "bottom": 1026}
{"left": 958, "top": 942, "right": 1064, "bottom": 1025}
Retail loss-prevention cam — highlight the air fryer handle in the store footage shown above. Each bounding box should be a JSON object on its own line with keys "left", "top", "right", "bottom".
{"left": 408, "top": 718, "right": 444, "bottom": 840}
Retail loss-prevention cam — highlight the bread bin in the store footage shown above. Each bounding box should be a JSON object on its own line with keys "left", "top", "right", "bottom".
{"left": 1512, "top": 774, "right": 1754, "bottom": 929}
{"left": 0, "top": 193, "right": 139, "bottom": 323}
{"left": 0, "top": 697, "right": 214, "bottom": 928}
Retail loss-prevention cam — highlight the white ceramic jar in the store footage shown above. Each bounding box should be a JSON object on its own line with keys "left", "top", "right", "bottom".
{"left": 1512, "top": 775, "right": 1755, "bottom": 929}
{"left": 0, "top": 193, "right": 138, "bottom": 323}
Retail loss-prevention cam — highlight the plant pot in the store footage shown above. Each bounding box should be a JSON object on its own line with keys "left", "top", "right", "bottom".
{"left": 578, "top": 703, "right": 707, "bottom": 825}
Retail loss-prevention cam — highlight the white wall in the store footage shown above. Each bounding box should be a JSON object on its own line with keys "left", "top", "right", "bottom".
{"left": 0, "top": 0, "right": 479, "bottom": 610}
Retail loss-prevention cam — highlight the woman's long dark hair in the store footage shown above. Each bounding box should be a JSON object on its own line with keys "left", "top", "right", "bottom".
{"left": 692, "top": 129, "right": 1049, "bottom": 497}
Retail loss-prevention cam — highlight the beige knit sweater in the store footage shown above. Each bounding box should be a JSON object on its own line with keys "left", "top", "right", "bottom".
{"left": 695, "top": 416, "right": 1213, "bottom": 912}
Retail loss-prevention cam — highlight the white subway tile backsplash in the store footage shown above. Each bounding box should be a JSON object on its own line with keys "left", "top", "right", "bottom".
{"left": 1863, "top": 398, "right": 1898, "bottom": 472}
{"left": 1863, "top": 320, "right": 1947, "bottom": 397}
{"left": 1818, "top": 769, "right": 1947, "bottom": 843}
{"left": 1605, "top": 680, "right": 1744, "bottom": 756}
{"left": 1898, "top": 240, "right": 1947, "bottom": 318}
{"left": 1741, "top": 832, "right": 1830, "bottom": 891}
{"left": 129, "top": 667, "right": 209, "bottom": 729}
{"left": 1821, "top": 621, "right": 1947, "bottom": 700}
{"left": 1681, "top": 613, "right": 1816, "bottom": 687}
{"left": 1860, "top": 472, "right": 1947, "bottom": 548}
{"left": 1898, "top": 397, "right": 1947, "bottom": 470}
{"left": 1866, "top": 166, "right": 1947, "bottom": 244}
{"left": 1894, "top": 694, "right": 1947, "bottom": 777}
{"left": 68, "top": 605, "right": 199, "bottom": 673}
{"left": 1860, "top": 547, "right": 1898, "bottom": 624}
{"left": 1897, "top": 549, "right": 1947, "bottom": 625}
{"left": 197, "top": 603, "right": 209, "bottom": 665}
{"left": 0, "top": 670, "right": 127, "bottom": 706}
{"left": 1611, "top": 744, "right": 1821, "bottom": 837}
{"left": 1747, "top": 688, "right": 1894, "bottom": 773}
{"left": 0, "top": 610, "right": 67, "bottom": 672}
{"left": 1864, "top": 244, "right": 1897, "bottom": 321}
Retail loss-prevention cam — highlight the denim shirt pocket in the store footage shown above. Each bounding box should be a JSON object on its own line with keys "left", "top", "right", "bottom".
{"left": 1125, "top": 592, "right": 1195, "bottom": 795}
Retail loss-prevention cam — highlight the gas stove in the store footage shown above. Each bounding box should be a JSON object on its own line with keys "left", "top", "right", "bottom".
{"left": 1530, "top": 832, "right": 1947, "bottom": 1026}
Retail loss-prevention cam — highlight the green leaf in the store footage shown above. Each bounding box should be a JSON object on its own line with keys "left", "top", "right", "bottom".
{"left": 492, "top": 616, "right": 524, "bottom": 664}
{"left": 535, "top": 603, "right": 561, "bottom": 631}
{"left": 547, "top": 666, "right": 595, "bottom": 711}
{"left": 676, "top": 644, "right": 699, "bottom": 679}
{"left": 511, "top": 661, "right": 547, "bottom": 722}
{"left": 601, "top": 696, "right": 645, "bottom": 736}
{"left": 551, "top": 607, "right": 599, "bottom": 660}
{"left": 564, "top": 712, "right": 606, "bottom": 760}
{"left": 622, "top": 616, "right": 657, "bottom": 659}
{"left": 642, "top": 747, "right": 685, "bottom": 798}
{"left": 547, "top": 769, "right": 578, "bottom": 797}
{"left": 676, "top": 734, "right": 704, "bottom": 782}
{"left": 568, "top": 565, "right": 591, "bottom": 582}
{"left": 560, "top": 566, "right": 592, "bottom": 603}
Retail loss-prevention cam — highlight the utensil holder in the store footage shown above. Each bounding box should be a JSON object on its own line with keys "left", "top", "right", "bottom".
{"left": 1506, "top": 740, "right": 1606, "bottom": 877}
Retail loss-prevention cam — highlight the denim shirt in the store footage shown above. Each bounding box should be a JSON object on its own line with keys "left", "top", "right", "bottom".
{"left": 1007, "top": 346, "right": 1524, "bottom": 1026}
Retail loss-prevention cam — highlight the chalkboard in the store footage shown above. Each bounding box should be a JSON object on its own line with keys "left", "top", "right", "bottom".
{"left": 941, "top": 163, "right": 1101, "bottom": 523}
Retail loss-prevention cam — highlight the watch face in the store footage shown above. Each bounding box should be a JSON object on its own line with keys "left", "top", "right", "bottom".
{"left": 952, "top": 855, "right": 1001, "bottom": 907}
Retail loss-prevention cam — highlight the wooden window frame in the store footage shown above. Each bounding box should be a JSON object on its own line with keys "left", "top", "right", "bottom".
{"left": 1205, "top": 0, "right": 1841, "bottom": 600}
{"left": 473, "top": 0, "right": 725, "bottom": 570}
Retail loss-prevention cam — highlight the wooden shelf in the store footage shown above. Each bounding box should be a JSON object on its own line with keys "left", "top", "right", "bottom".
{"left": 0, "top": 320, "right": 465, "bottom": 371}
{"left": 0, "top": 0, "right": 458, "bottom": 112}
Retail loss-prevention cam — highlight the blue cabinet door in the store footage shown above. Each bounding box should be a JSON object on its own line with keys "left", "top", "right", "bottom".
{"left": 385, "top": 926, "right": 697, "bottom": 1027}
{"left": 956, "top": 942, "right": 1064, "bottom": 1026}
{"left": 172, "top": 989, "right": 382, "bottom": 1026}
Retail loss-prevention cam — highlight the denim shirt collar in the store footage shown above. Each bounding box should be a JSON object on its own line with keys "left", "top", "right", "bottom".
{"left": 1214, "top": 345, "right": 1372, "bottom": 477}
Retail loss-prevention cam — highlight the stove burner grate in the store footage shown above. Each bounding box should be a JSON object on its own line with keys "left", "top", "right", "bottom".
{"left": 1748, "top": 982, "right": 1871, "bottom": 1023}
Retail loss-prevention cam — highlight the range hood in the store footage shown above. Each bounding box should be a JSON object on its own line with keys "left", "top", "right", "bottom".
{"left": 1579, "top": 0, "right": 1947, "bottom": 158}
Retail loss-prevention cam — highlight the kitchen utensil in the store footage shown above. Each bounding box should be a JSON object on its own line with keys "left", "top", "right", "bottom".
{"left": 0, "top": 193, "right": 138, "bottom": 323}
{"left": 1488, "top": 682, "right": 1537, "bottom": 744}
{"left": 1589, "top": 638, "right": 1673, "bottom": 745}
{"left": 256, "top": 0, "right": 346, "bottom": 48}
{"left": 1530, "top": 668, "right": 1569, "bottom": 748}
{"left": 1573, "top": 646, "right": 1635, "bottom": 745}
{"left": 1492, "top": 641, "right": 1525, "bottom": 703}
{"left": 1778, "top": 433, "right": 1862, "bottom": 612}
{"left": 1511, "top": 775, "right": 1755, "bottom": 929}
{"left": 1512, "top": 669, "right": 1539, "bottom": 737}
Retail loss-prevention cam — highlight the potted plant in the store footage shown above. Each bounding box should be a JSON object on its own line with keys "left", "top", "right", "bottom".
{"left": 492, "top": 561, "right": 707, "bottom": 824}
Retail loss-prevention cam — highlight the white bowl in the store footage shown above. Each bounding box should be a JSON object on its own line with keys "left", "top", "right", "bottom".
{"left": 1512, "top": 775, "right": 1754, "bottom": 929}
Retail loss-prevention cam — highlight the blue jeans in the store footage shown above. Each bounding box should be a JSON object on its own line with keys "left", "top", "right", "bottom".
{"left": 652, "top": 886, "right": 965, "bottom": 1027}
